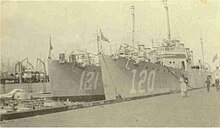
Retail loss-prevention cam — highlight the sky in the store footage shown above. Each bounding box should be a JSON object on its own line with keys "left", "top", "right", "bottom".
{"left": 1, "top": 0, "right": 220, "bottom": 72}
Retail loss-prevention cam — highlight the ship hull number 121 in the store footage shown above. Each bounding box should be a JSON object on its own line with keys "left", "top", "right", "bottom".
{"left": 79, "top": 71, "right": 99, "bottom": 90}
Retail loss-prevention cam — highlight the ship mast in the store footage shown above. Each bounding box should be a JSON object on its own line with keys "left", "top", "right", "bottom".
{"left": 48, "top": 35, "right": 52, "bottom": 59}
{"left": 97, "top": 30, "right": 100, "bottom": 53}
{"left": 163, "top": 0, "right": 171, "bottom": 41}
{"left": 200, "top": 37, "right": 205, "bottom": 69}
{"left": 130, "top": 5, "right": 135, "bottom": 47}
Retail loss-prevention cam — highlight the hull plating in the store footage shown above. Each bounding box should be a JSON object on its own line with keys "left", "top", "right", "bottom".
{"left": 99, "top": 54, "right": 206, "bottom": 100}
{"left": 48, "top": 60, "right": 105, "bottom": 101}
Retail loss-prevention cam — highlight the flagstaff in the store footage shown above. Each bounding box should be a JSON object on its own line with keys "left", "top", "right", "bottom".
{"left": 48, "top": 35, "right": 53, "bottom": 59}
{"left": 130, "top": 5, "right": 135, "bottom": 47}
{"left": 201, "top": 37, "right": 205, "bottom": 69}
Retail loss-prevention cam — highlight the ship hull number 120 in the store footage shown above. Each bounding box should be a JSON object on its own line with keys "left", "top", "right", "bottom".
{"left": 130, "top": 69, "right": 156, "bottom": 94}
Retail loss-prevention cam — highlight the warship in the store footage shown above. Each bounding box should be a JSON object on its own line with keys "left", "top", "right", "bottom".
{"left": 99, "top": 1, "right": 208, "bottom": 100}
{"left": 48, "top": 48, "right": 105, "bottom": 101}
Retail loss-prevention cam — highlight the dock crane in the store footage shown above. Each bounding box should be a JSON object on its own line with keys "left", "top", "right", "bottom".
{"left": 36, "top": 58, "right": 46, "bottom": 74}
{"left": 14, "top": 57, "right": 34, "bottom": 83}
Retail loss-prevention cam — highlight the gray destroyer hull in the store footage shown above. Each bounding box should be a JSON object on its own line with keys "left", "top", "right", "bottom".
{"left": 99, "top": 54, "right": 207, "bottom": 100}
{"left": 48, "top": 59, "right": 105, "bottom": 101}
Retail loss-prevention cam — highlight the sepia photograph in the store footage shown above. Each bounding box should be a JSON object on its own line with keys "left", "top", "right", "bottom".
{"left": 0, "top": 0, "right": 220, "bottom": 127}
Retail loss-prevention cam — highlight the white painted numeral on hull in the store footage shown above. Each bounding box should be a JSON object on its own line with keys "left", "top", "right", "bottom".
{"left": 138, "top": 70, "right": 147, "bottom": 93}
{"left": 147, "top": 70, "right": 155, "bottom": 92}
{"left": 79, "top": 71, "right": 99, "bottom": 90}
{"left": 79, "top": 71, "right": 86, "bottom": 90}
{"left": 130, "top": 69, "right": 156, "bottom": 94}
{"left": 130, "top": 69, "right": 137, "bottom": 94}
{"left": 85, "top": 72, "right": 95, "bottom": 90}
{"left": 94, "top": 72, "right": 99, "bottom": 89}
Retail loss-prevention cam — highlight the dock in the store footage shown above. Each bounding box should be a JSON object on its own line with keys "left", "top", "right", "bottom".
{"left": 1, "top": 87, "right": 220, "bottom": 127}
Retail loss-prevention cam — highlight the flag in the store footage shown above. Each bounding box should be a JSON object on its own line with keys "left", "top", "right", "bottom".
{"left": 212, "top": 54, "right": 218, "bottom": 63}
{"left": 100, "top": 30, "right": 110, "bottom": 43}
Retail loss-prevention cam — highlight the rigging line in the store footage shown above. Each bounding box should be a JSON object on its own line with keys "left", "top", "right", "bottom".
{"left": 164, "top": 65, "right": 194, "bottom": 89}
{"left": 162, "top": 64, "right": 179, "bottom": 80}
{"left": 101, "top": 54, "right": 119, "bottom": 98}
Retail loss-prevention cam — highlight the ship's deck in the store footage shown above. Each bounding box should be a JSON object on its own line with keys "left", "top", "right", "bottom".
{"left": 1, "top": 87, "right": 220, "bottom": 127}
